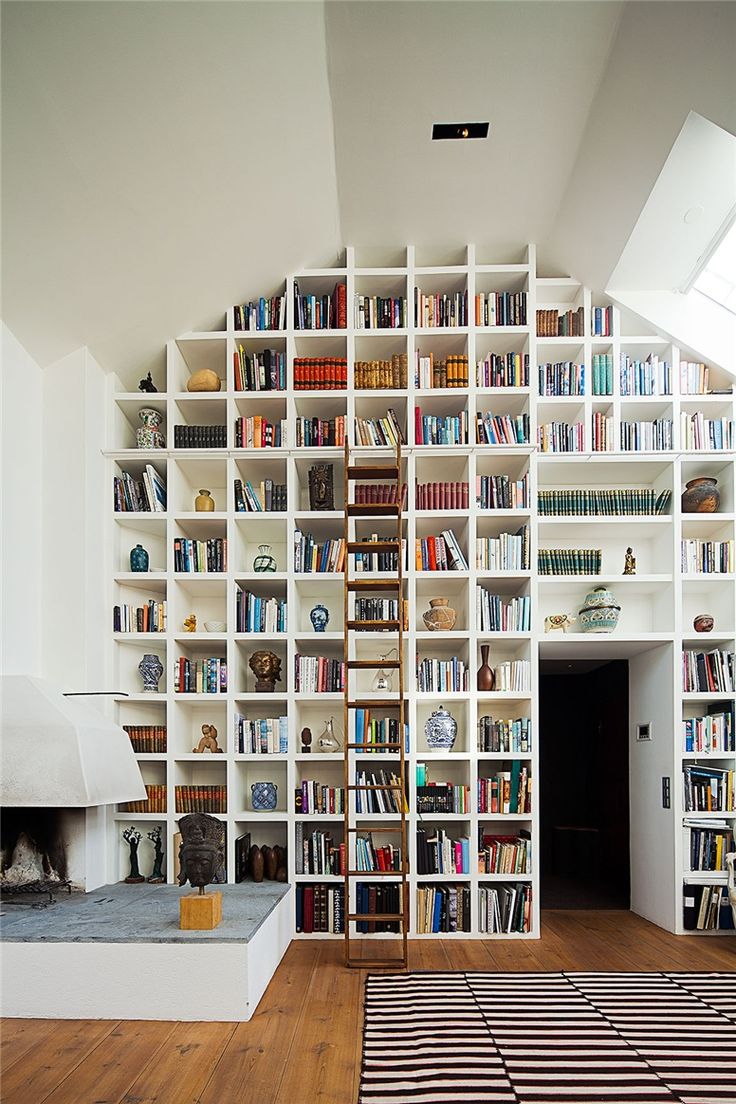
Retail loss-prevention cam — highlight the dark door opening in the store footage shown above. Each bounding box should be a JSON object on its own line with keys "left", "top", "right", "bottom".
{"left": 540, "top": 658, "right": 630, "bottom": 909}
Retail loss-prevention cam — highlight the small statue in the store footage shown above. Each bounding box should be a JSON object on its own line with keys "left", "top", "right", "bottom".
{"left": 123, "top": 826, "right": 145, "bottom": 883}
{"left": 544, "top": 613, "right": 576, "bottom": 634}
{"left": 178, "top": 812, "right": 226, "bottom": 894}
{"left": 249, "top": 650, "right": 282, "bottom": 693}
{"left": 183, "top": 613, "right": 197, "bottom": 633}
{"left": 147, "top": 827, "right": 165, "bottom": 883}
{"left": 193, "top": 723, "right": 223, "bottom": 754}
{"left": 308, "top": 463, "right": 334, "bottom": 511}
{"left": 623, "top": 547, "right": 636, "bottom": 575}
{"left": 138, "top": 371, "right": 158, "bottom": 393}
{"left": 301, "top": 726, "right": 313, "bottom": 753}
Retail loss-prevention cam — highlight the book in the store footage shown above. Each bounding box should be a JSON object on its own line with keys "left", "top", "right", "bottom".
{"left": 294, "top": 281, "right": 346, "bottom": 330}
{"left": 234, "top": 346, "right": 286, "bottom": 391}
{"left": 477, "top": 352, "right": 529, "bottom": 388}
{"left": 354, "top": 354, "right": 408, "bottom": 389}
{"left": 234, "top": 294, "right": 286, "bottom": 331}
{"left": 293, "top": 357, "right": 347, "bottom": 390}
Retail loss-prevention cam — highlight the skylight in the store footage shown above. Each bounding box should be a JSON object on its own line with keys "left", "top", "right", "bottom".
{"left": 692, "top": 216, "right": 736, "bottom": 315}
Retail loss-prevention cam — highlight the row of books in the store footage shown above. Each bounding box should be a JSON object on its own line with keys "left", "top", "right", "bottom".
{"left": 416, "top": 352, "right": 469, "bottom": 389}
{"left": 478, "top": 763, "right": 531, "bottom": 815}
{"left": 415, "top": 530, "right": 468, "bottom": 571}
{"left": 477, "top": 716, "right": 531, "bottom": 754}
{"left": 415, "top": 288, "right": 468, "bottom": 328}
{"left": 355, "top": 355, "right": 408, "bottom": 389}
{"left": 591, "top": 412, "right": 614, "bottom": 452}
{"left": 681, "top": 412, "right": 734, "bottom": 451}
{"left": 124, "top": 724, "right": 167, "bottom": 754}
{"left": 681, "top": 539, "right": 735, "bottom": 575}
{"left": 477, "top": 352, "right": 529, "bottom": 389}
{"left": 476, "top": 589, "right": 531, "bottom": 632}
{"left": 295, "top": 827, "right": 343, "bottom": 876}
{"left": 537, "top": 548, "right": 602, "bottom": 575}
{"left": 354, "top": 711, "right": 409, "bottom": 753}
{"left": 476, "top": 411, "right": 530, "bottom": 445}
{"left": 234, "top": 296, "right": 286, "bottom": 332}
{"left": 293, "top": 281, "right": 346, "bottom": 330}
{"left": 491, "top": 661, "right": 531, "bottom": 694}
{"left": 479, "top": 832, "right": 531, "bottom": 875}
{"left": 354, "top": 598, "right": 402, "bottom": 624}
{"left": 592, "top": 305, "right": 614, "bottom": 337}
{"left": 234, "top": 477, "right": 286, "bottom": 512}
{"left": 620, "top": 354, "right": 671, "bottom": 397}
{"left": 113, "top": 465, "right": 166, "bottom": 513}
{"left": 175, "top": 785, "right": 227, "bottom": 813}
{"left": 295, "top": 415, "right": 346, "bottom": 448}
{"left": 355, "top": 837, "right": 402, "bottom": 873}
{"left": 355, "top": 294, "right": 407, "bottom": 330}
{"left": 682, "top": 765, "right": 734, "bottom": 813}
{"left": 297, "top": 780, "right": 345, "bottom": 816}
{"left": 416, "top": 782, "right": 471, "bottom": 815}
{"left": 538, "top": 420, "right": 585, "bottom": 453}
{"left": 415, "top": 409, "right": 469, "bottom": 445}
{"left": 173, "top": 537, "right": 227, "bottom": 573}
{"left": 294, "top": 654, "right": 345, "bottom": 693}
{"left": 476, "top": 291, "right": 528, "bottom": 328}
{"left": 685, "top": 821, "right": 734, "bottom": 871}
{"left": 355, "top": 770, "right": 406, "bottom": 814}
{"left": 174, "top": 657, "right": 227, "bottom": 694}
{"left": 476, "top": 473, "right": 530, "bottom": 510}
{"left": 353, "top": 482, "right": 407, "bottom": 505}
{"left": 620, "top": 417, "right": 673, "bottom": 452}
{"left": 293, "top": 531, "right": 346, "bottom": 574}
{"left": 537, "top": 488, "right": 671, "bottom": 516}
{"left": 475, "top": 527, "right": 530, "bottom": 572}
{"left": 538, "top": 361, "right": 584, "bottom": 396}
{"left": 680, "top": 360, "right": 710, "bottom": 395}
{"left": 417, "top": 885, "right": 471, "bottom": 933}
{"left": 416, "top": 656, "right": 469, "bottom": 694}
{"left": 355, "top": 883, "right": 403, "bottom": 933}
{"left": 416, "top": 481, "right": 469, "bottom": 511}
{"left": 416, "top": 828, "right": 471, "bottom": 875}
{"left": 479, "top": 883, "right": 532, "bottom": 933}
{"left": 173, "top": 425, "right": 226, "bottom": 449}
{"left": 537, "top": 306, "right": 584, "bottom": 337}
{"left": 354, "top": 410, "right": 404, "bottom": 447}
{"left": 683, "top": 883, "right": 734, "bottom": 931}
{"left": 592, "top": 353, "right": 614, "bottom": 395}
{"left": 235, "top": 714, "right": 288, "bottom": 755}
{"left": 113, "top": 601, "right": 167, "bottom": 634}
{"left": 293, "top": 357, "right": 347, "bottom": 390}
{"left": 353, "top": 538, "right": 405, "bottom": 574}
{"left": 295, "top": 884, "right": 344, "bottom": 933}
{"left": 683, "top": 710, "right": 734, "bottom": 754}
{"left": 234, "top": 346, "right": 286, "bottom": 391}
{"left": 120, "top": 784, "right": 167, "bottom": 813}
{"left": 234, "top": 416, "right": 286, "bottom": 449}
{"left": 235, "top": 590, "right": 287, "bottom": 634}
{"left": 682, "top": 649, "right": 735, "bottom": 693}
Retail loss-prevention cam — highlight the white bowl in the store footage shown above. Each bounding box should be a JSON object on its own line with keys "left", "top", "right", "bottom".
{"left": 204, "top": 621, "right": 227, "bottom": 633}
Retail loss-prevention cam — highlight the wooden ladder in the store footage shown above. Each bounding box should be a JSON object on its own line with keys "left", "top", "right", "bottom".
{"left": 342, "top": 439, "right": 409, "bottom": 969}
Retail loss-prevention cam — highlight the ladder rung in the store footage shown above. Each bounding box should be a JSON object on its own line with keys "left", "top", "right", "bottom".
{"left": 347, "top": 465, "right": 399, "bottom": 479}
{"left": 347, "top": 620, "right": 400, "bottom": 630}
{"left": 347, "top": 541, "right": 399, "bottom": 552}
{"left": 346, "top": 700, "right": 404, "bottom": 709}
{"left": 346, "top": 659, "right": 401, "bottom": 670}
{"left": 347, "top": 579, "right": 401, "bottom": 591}
{"left": 348, "top": 913, "right": 406, "bottom": 922}
{"left": 347, "top": 870, "right": 406, "bottom": 877}
{"left": 346, "top": 958, "right": 408, "bottom": 969}
{"left": 345, "top": 742, "right": 402, "bottom": 749}
{"left": 347, "top": 503, "right": 400, "bottom": 516}
{"left": 347, "top": 825, "right": 404, "bottom": 833}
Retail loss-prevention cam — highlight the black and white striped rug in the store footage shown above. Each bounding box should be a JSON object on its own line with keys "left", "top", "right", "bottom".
{"left": 359, "top": 972, "right": 736, "bottom": 1104}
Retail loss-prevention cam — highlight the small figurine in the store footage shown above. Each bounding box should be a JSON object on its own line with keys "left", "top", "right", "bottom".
{"left": 147, "top": 826, "right": 166, "bottom": 883}
{"left": 623, "top": 547, "right": 636, "bottom": 575}
{"left": 308, "top": 463, "right": 334, "bottom": 511}
{"left": 183, "top": 613, "right": 197, "bottom": 633}
{"left": 544, "top": 613, "right": 576, "bottom": 634}
{"left": 123, "top": 826, "right": 145, "bottom": 883}
{"left": 193, "top": 723, "right": 223, "bottom": 754}
{"left": 138, "top": 372, "right": 158, "bottom": 393}
{"left": 301, "top": 726, "right": 313, "bottom": 753}
{"left": 249, "top": 650, "right": 282, "bottom": 693}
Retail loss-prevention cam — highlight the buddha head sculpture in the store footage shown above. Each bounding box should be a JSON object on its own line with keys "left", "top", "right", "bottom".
{"left": 177, "top": 812, "right": 225, "bottom": 895}
{"left": 248, "top": 650, "right": 282, "bottom": 693}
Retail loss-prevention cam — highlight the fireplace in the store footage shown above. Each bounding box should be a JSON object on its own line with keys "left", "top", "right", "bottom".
{"left": 0, "top": 807, "right": 87, "bottom": 892}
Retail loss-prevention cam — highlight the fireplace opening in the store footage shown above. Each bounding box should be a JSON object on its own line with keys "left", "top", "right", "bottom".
{"left": 0, "top": 808, "right": 83, "bottom": 897}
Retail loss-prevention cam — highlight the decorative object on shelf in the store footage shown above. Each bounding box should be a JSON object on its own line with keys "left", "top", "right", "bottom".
{"left": 138, "top": 652, "right": 163, "bottom": 692}
{"left": 372, "top": 649, "right": 398, "bottom": 692}
{"left": 308, "top": 463, "right": 334, "bottom": 511}
{"left": 138, "top": 371, "right": 157, "bottom": 393}
{"left": 623, "top": 547, "right": 637, "bottom": 575}
{"left": 317, "top": 715, "right": 342, "bottom": 753}
{"left": 309, "top": 603, "right": 330, "bottom": 632}
{"left": 693, "top": 614, "right": 715, "bottom": 633}
{"left": 178, "top": 813, "right": 225, "bottom": 930}
{"left": 422, "top": 597, "right": 457, "bottom": 631}
{"left": 424, "top": 705, "right": 458, "bottom": 751}
{"left": 578, "top": 586, "right": 621, "bottom": 634}
{"left": 204, "top": 620, "right": 226, "bottom": 633}
{"left": 193, "top": 723, "right": 223, "bottom": 754}
{"left": 477, "top": 644, "right": 495, "bottom": 691}
{"left": 544, "top": 613, "right": 575, "bottom": 633}
{"left": 183, "top": 613, "right": 197, "bottom": 633}
{"left": 273, "top": 844, "right": 288, "bottom": 882}
{"left": 136, "top": 407, "right": 165, "bottom": 449}
{"left": 129, "top": 544, "right": 149, "bottom": 572}
{"left": 248, "top": 650, "right": 282, "bottom": 692}
{"left": 300, "top": 726, "right": 313, "bottom": 753}
{"left": 681, "top": 477, "right": 720, "bottom": 514}
{"left": 263, "top": 846, "right": 277, "bottom": 880}
{"left": 251, "top": 781, "right": 278, "bottom": 811}
{"left": 194, "top": 488, "right": 216, "bottom": 512}
{"left": 250, "top": 843, "right": 264, "bottom": 883}
{"left": 147, "top": 827, "right": 165, "bottom": 883}
{"left": 186, "top": 368, "right": 221, "bottom": 393}
{"left": 253, "top": 543, "right": 278, "bottom": 573}
{"left": 123, "top": 826, "right": 145, "bottom": 883}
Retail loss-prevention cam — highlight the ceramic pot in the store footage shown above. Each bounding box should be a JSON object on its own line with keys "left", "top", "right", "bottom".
{"left": 310, "top": 603, "right": 330, "bottom": 632}
{"left": 578, "top": 586, "right": 621, "bottom": 634}
{"left": 195, "top": 489, "right": 215, "bottom": 512}
{"left": 477, "top": 644, "right": 495, "bottom": 691}
{"left": 681, "top": 477, "right": 720, "bottom": 514}
{"left": 129, "top": 544, "right": 149, "bottom": 572}
{"left": 253, "top": 543, "right": 277, "bottom": 572}
{"left": 424, "top": 705, "right": 457, "bottom": 750}
{"left": 186, "top": 368, "right": 221, "bottom": 392}
{"left": 136, "top": 408, "right": 165, "bottom": 449}
{"left": 693, "top": 614, "right": 715, "bottom": 633}
{"left": 251, "top": 781, "right": 278, "bottom": 811}
{"left": 138, "top": 653, "right": 163, "bottom": 692}
{"left": 422, "top": 597, "right": 457, "bottom": 631}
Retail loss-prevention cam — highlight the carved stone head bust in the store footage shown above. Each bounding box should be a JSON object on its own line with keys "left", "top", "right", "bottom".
{"left": 177, "top": 812, "right": 225, "bottom": 891}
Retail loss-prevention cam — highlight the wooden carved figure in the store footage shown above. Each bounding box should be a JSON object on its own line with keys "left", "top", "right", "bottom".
{"left": 123, "top": 826, "right": 144, "bottom": 883}
{"left": 193, "top": 723, "right": 223, "bottom": 754}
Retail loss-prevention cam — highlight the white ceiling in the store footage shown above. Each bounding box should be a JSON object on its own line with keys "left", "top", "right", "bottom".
{"left": 2, "top": 1, "right": 735, "bottom": 379}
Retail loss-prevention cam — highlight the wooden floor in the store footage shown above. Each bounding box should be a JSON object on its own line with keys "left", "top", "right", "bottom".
{"left": 2, "top": 911, "right": 734, "bottom": 1104}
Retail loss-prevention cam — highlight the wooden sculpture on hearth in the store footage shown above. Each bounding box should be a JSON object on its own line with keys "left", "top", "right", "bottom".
{"left": 178, "top": 812, "right": 226, "bottom": 930}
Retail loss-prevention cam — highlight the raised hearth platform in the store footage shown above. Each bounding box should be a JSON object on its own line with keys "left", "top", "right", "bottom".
{"left": 0, "top": 882, "right": 292, "bottom": 1021}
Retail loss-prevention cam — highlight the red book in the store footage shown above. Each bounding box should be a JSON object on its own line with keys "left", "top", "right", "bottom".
{"left": 415, "top": 406, "right": 422, "bottom": 445}
{"left": 303, "top": 887, "right": 314, "bottom": 934}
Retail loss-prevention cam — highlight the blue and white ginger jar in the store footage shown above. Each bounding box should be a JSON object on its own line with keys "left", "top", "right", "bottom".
{"left": 251, "top": 781, "right": 278, "bottom": 811}
{"left": 424, "top": 705, "right": 457, "bottom": 750}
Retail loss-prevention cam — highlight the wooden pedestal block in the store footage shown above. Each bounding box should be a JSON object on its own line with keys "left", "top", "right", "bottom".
{"left": 180, "top": 891, "right": 222, "bottom": 930}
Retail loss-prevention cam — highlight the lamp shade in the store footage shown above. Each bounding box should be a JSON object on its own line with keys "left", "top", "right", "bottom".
{"left": 0, "top": 676, "right": 147, "bottom": 807}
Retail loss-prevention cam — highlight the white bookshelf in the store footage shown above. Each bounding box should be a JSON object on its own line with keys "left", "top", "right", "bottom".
{"left": 106, "top": 243, "right": 735, "bottom": 939}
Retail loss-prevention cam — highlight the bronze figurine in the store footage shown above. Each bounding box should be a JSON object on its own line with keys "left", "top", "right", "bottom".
{"left": 623, "top": 547, "right": 636, "bottom": 575}
{"left": 249, "top": 650, "right": 282, "bottom": 692}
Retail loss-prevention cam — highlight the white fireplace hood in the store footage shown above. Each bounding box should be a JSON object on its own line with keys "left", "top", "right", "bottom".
{"left": 0, "top": 676, "right": 147, "bottom": 807}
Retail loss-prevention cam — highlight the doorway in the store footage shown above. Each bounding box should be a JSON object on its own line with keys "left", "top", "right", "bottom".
{"left": 540, "top": 658, "right": 630, "bottom": 909}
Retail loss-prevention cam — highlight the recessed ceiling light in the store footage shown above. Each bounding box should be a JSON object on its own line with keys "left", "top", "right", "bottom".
{"left": 432, "top": 122, "right": 489, "bottom": 141}
{"left": 684, "top": 206, "right": 704, "bottom": 225}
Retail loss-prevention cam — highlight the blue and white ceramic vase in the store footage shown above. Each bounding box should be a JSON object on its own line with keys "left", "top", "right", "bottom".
{"left": 138, "top": 653, "right": 163, "bottom": 692}
{"left": 251, "top": 781, "right": 278, "bottom": 811}
{"left": 129, "top": 544, "right": 149, "bottom": 572}
{"left": 578, "top": 586, "right": 621, "bottom": 633}
{"left": 424, "top": 705, "right": 457, "bottom": 750}
{"left": 310, "top": 604, "right": 330, "bottom": 632}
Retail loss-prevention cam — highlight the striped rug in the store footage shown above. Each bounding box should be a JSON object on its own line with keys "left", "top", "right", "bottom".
{"left": 359, "top": 972, "right": 736, "bottom": 1104}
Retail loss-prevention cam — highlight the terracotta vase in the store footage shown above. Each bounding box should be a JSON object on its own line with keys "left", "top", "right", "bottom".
{"left": 681, "top": 477, "right": 720, "bottom": 514}
{"left": 195, "top": 489, "right": 215, "bottom": 512}
{"left": 422, "top": 597, "right": 457, "bottom": 631}
{"left": 477, "top": 644, "right": 495, "bottom": 691}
